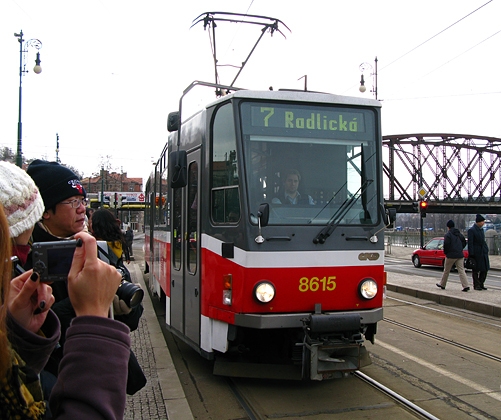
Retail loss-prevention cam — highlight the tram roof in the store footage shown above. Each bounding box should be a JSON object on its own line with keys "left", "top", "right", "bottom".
{"left": 206, "top": 88, "right": 382, "bottom": 109}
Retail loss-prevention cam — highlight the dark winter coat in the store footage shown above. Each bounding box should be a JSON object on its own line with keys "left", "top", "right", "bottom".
{"left": 7, "top": 313, "right": 130, "bottom": 419}
{"left": 467, "top": 223, "right": 490, "bottom": 272}
{"left": 49, "top": 316, "right": 130, "bottom": 419}
{"left": 7, "top": 310, "right": 60, "bottom": 374}
{"left": 443, "top": 227, "right": 466, "bottom": 259}
{"left": 27, "top": 223, "right": 142, "bottom": 379}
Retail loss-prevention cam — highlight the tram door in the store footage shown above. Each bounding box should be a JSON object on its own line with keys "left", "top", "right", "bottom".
{"left": 170, "top": 150, "right": 201, "bottom": 346}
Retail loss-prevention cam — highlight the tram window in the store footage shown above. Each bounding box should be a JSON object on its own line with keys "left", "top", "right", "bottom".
{"left": 211, "top": 103, "right": 241, "bottom": 223}
{"left": 172, "top": 187, "right": 182, "bottom": 269}
{"left": 212, "top": 186, "right": 240, "bottom": 223}
{"left": 240, "top": 101, "right": 378, "bottom": 226}
{"left": 187, "top": 162, "right": 198, "bottom": 274}
{"left": 160, "top": 168, "right": 168, "bottom": 225}
{"left": 155, "top": 170, "right": 162, "bottom": 226}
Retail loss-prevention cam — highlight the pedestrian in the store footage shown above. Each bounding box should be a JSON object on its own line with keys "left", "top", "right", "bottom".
{"left": 0, "top": 161, "right": 45, "bottom": 267}
{"left": 0, "top": 204, "right": 131, "bottom": 418}
{"left": 125, "top": 225, "right": 134, "bottom": 256}
{"left": 468, "top": 214, "right": 490, "bottom": 290}
{"left": 436, "top": 220, "right": 469, "bottom": 292}
{"left": 85, "top": 207, "right": 95, "bottom": 233}
{"left": 92, "top": 209, "right": 131, "bottom": 265}
{"left": 26, "top": 160, "right": 145, "bottom": 395}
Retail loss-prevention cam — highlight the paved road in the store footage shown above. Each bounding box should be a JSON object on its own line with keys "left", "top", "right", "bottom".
{"left": 122, "top": 236, "right": 501, "bottom": 419}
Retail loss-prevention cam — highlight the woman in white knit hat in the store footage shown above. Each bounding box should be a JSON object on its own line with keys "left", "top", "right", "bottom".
{"left": 0, "top": 161, "right": 45, "bottom": 266}
{"left": 0, "top": 161, "right": 58, "bottom": 418}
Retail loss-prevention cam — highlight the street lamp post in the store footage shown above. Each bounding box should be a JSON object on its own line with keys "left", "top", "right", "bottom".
{"left": 359, "top": 56, "right": 378, "bottom": 100}
{"left": 14, "top": 30, "right": 42, "bottom": 168}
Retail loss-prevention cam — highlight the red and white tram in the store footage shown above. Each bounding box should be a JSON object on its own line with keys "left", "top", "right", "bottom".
{"left": 145, "top": 81, "right": 395, "bottom": 380}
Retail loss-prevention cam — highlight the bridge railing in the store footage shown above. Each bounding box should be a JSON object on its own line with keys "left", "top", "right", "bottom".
{"left": 385, "top": 231, "right": 501, "bottom": 255}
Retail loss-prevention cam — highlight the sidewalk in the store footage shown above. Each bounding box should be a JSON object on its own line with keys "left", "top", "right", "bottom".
{"left": 385, "top": 245, "right": 501, "bottom": 317}
{"left": 124, "top": 262, "right": 194, "bottom": 420}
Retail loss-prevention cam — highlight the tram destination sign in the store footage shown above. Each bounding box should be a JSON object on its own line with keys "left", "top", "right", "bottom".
{"left": 249, "top": 104, "right": 368, "bottom": 134}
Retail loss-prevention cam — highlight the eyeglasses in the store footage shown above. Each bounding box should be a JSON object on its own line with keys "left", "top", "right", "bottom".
{"left": 59, "top": 198, "right": 89, "bottom": 208}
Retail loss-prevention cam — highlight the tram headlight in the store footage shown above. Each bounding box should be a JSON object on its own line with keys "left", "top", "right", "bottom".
{"left": 359, "top": 279, "right": 378, "bottom": 300}
{"left": 254, "top": 281, "right": 275, "bottom": 303}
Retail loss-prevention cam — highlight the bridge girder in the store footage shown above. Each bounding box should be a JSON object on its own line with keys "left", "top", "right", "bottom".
{"left": 383, "top": 133, "right": 501, "bottom": 213}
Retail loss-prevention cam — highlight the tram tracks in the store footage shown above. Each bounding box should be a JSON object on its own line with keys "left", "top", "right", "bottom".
{"left": 226, "top": 378, "right": 262, "bottom": 420}
{"left": 383, "top": 317, "right": 501, "bottom": 363}
{"left": 227, "top": 370, "right": 441, "bottom": 419}
{"left": 353, "top": 371, "right": 439, "bottom": 420}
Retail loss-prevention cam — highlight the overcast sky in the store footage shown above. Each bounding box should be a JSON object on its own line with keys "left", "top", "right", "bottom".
{"left": 1, "top": 0, "right": 500, "bottom": 182}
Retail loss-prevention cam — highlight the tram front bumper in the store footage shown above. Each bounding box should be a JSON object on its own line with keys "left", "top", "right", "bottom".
{"left": 233, "top": 307, "right": 383, "bottom": 329}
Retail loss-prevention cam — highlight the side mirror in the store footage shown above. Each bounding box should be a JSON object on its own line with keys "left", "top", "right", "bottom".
{"left": 167, "top": 112, "right": 180, "bottom": 132}
{"left": 385, "top": 207, "right": 396, "bottom": 226}
{"left": 257, "top": 203, "right": 269, "bottom": 227}
{"left": 255, "top": 203, "right": 269, "bottom": 244}
{"left": 170, "top": 150, "right": 187, "bottom": 188}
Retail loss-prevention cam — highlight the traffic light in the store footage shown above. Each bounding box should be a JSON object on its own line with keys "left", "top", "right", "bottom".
{"left": 114, "top": 192, "right": 118, "bottom": 207}
{"left": 412, "top": 202, "right": 418, "bottom": 213}
{"left": 419, "top": 200, "right": 428, "bottom": 217}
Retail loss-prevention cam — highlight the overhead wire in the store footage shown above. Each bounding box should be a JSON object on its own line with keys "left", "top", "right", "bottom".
{"left": 342, "top": 2, "right": 494, "bottom": 96}
{"left": 419, "top": 27, "right": 501, "bottom": 80}
{"left": 379, "top": 0, "right": 493, "bottom": 72}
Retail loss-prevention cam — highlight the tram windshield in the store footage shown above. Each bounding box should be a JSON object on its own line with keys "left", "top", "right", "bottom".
{"left": 240, "top": 101, "right": 379, "bottom": 226}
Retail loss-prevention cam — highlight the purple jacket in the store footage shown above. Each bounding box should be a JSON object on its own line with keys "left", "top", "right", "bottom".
{"left": 49, "top": 316, "right": 131, "bottom": 419}
{"left": 7, "top": 309, "right": 60, "bottom": 373}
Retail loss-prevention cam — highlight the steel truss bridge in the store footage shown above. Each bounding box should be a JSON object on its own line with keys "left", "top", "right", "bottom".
{"left": 383, "top": 134, "right": 501, "bottom": 214}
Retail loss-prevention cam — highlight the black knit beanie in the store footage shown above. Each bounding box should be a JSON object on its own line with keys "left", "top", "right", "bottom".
{"left": 27, "top": 160, "right": 86, "bottom": 210}
{"left": 475, "top": 214, "right": 485, "bottom": 223}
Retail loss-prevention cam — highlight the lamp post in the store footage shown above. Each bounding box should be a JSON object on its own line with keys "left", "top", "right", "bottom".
{"left": 359, "top": 56, "right": 378, "bottom": 100}
{"left": 14, "top": 30, "right": 42, "bottom": 168}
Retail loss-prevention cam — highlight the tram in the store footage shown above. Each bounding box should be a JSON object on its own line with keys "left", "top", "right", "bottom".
{"left": 145, "top": 80, "right": 395, "bottom": 380}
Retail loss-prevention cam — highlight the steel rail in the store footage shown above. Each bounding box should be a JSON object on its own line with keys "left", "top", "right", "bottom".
{"left": 354, "top": 370, "right": 440, "bottom": 420}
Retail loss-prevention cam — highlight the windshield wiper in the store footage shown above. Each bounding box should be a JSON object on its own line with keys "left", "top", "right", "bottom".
{"left": 312, "top": 179, "right": 373, "bottom": 244}
{"left": 308, "top": 181, "right": 349, "bottom": 224}
{"left": 313, "top": 145, "right": 375, "bottom": 244}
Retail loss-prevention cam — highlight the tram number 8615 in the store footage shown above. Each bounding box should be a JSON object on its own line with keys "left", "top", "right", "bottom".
{"left": 299, "top": 276, "right": 337, "bottom": 292}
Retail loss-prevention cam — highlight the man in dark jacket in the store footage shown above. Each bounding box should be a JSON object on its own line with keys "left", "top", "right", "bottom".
{"left": 436, "top": 220, "right": 469, "bottom": 291}
{"left": 26, "top": 160, "right": 144, "bottom": 392}
{"left": 125, "top": 226, "right": 134, "bottom": 256}
{"left": 468, "top": 214, "right": 490, "bottom": 290}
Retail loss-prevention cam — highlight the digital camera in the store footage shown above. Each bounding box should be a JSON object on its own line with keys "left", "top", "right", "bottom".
{"left": 32, "top": 239, "right": 80, "bottom": 282}
{"left": 31, "top": 239, "right": 144, "bottom": 308}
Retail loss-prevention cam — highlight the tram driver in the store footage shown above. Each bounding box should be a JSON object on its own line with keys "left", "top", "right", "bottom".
{"left": 272, "top": 169, "right": 315, "bottom": 205}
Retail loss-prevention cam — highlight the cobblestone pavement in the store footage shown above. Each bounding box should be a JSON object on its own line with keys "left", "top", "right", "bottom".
{"left": 124, "top": 316, "right": 168, "bottom": 420}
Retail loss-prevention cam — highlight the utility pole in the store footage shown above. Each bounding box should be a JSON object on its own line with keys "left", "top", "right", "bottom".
{"left": 100, "top": 166, "right": 104, "bottom": 208}
{"left": 56, "top": 133, "right": 60, "bottom": 163}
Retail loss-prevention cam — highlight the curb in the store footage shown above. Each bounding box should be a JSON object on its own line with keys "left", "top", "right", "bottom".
{"left": 130, "top": 263, "right": 194, "bottom": 420}
{"left": 386, "top": 283, "right": 501, "bottom": 317}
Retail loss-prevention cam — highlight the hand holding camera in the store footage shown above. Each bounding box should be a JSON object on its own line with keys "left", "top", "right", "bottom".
{"left": 8, "top": 269, "right": 55, "bottom": 334}
{"left": 68, "top": 232, "right": 122, "bottom": 318}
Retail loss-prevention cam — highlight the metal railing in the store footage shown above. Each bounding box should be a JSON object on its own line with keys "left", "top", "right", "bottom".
{"left": 385, "top": 231, "right": 501, "bottom": 255}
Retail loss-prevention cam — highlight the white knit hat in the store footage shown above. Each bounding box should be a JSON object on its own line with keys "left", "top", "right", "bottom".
{"left": 0, "top": 161, "right": 45, "bottom": 238}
